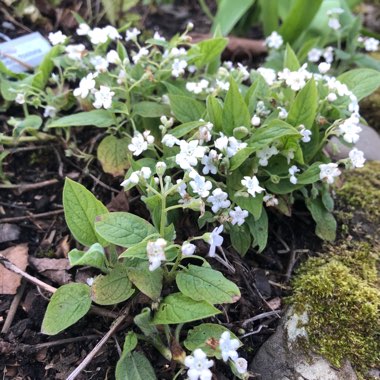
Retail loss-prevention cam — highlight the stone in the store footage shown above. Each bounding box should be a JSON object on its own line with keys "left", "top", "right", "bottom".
{"left": 326, "top": 124, "right": 380, "bottom": 161}
{"left": 250, "top": 310, "right": 358, "bottom": 380}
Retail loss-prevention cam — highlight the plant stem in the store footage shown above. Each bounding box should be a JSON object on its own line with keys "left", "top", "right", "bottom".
{"left": 198, "top": 0, "right": 214, "bottom": 21}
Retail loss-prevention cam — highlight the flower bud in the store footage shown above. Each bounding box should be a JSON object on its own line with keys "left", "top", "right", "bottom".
{"left": 185, "top": 198, "right": 204, "bottom": 212}
{"left": 156, "top": 161, "right": 167, "bottom": 177}
{"left": 233, "top": 126, "right": 249, "bottom": 139}
{"left": 270, "top": 175, "right": 280, "bottom": 184}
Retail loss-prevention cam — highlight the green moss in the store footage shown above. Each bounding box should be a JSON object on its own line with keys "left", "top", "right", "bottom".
{"left": 290, "top": 241, "right": 380, "bottom": 377}
{"left": 336, "top": 161, "right": 380, "bottom": 224}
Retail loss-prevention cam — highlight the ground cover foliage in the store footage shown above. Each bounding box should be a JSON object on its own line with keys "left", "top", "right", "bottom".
{"left": 0, "top": 1, "right": 380, "bottom": 379}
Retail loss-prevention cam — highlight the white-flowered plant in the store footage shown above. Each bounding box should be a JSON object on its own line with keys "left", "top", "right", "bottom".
{"left": 1, "top": 20, "right": 379, "bottom": 380}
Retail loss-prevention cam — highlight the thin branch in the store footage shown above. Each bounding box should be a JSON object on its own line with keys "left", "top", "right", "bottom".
{"left": 0, "top": 179, "right": 59, "bottom": 192}
{"left": 66, "top": 305, "right": 131, "bottom": 380}
{"left": 242, "top": 310, "right": 283, "bottom": 327}
{"left": 0, "top": 209, "right": 64, "bottom": 223}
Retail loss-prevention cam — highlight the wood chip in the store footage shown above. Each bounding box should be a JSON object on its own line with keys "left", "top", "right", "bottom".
{"left": 0, "top": 244, "right": 28, "bottom": 295}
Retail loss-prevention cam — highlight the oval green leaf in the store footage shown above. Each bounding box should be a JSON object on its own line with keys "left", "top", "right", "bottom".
{"left": 115, "top": 351, "right": 157, "bottom": 380}
{"left": 41, "top": 283, "right": 91, "bottom": 335}
{"left": 176, "top": 265, "right": 241, "bottom": 304}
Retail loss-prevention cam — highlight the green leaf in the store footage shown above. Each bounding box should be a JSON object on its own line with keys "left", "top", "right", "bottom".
{"left": 306, "top": 197, "right": 336, "bottom": 242}
{"left": 232, "top": 193, "right": 263, "bottom": 220}
{"left": 245, "top": 74, "right": 269, "bottom": 114}
{"left": 0, "top": 76, "right": 34, "bottom": 101}
{"left": 115, "top": 351, "right": 157, "bottom": 380}
{"left": 97, "top": 135, "right": 130, "bottom": 176}
{"left": 287, "top": 78, "right": 318, "bottom": 129}
{"left": 41, "top": 283, "right": 91, "bottom": 335}
{"left": 33, "top": 45, "right": 61, "bottom": 89}
{"left": 337, "top": 68, "right": 380, "bottom": 101}
{"left": 121, "top": 331, "right": 138, "bottom": 354}
{"left": 153, "top": 293, "right": 220, "bottom": 324}
{"left": 297, "top": 162, "right": 322, "bottom": 185}
{"left": 279, "top": 0, "right": 323, "bottom": 43}
{"left": 212, "top": 0, "right": 256, "bottom": 35}
{"left": 184, "top": 323, "right": 241, "bottom": 358}
{"left": 48, "top": 110, "right": 116, "bottom": 128}
{"left": 247, "top": 209, "right": 268, "bottom": 253}
{"left": 133, "top": 101, "right": 171, "bottom": 118}
{"left": 91, "top": 264, "right": 134, "bottom": 305}
{"left": 63, "top": 178, "right": 109, "bottom": 247}
{"left": 170, "top": 121, "right": 206, "bottom": 138}
{"left": 230, "top": 224, "right": 251, "bottom": 256}
{"left": 134, "top": 308, "right": 159, "bottom": 337}
{"left": 230, "top": 147, "right": 255, "bottom": 171}
{"left": 222, "top": 78, "right": 251, "bottom": 135}
{"left": 284, "top": 44, "right": 300, "bottom": 71}
{"left": 189, "top": 37, "right": 228, "bottom": 67}
{"left": 95, "top": 212, "right": 157, "bottom": 248}
{"left": 248, "top": 119, "right": 300, "bottom": 150}
{"left": 120, "top": 240, "right": 149, "bottom": 259}
{"left": 12, "top": 115, "right": 43, "bottom": 137}
{"left": 168, "top": 94, "right": 205, "bottom": 123}
{"left": 68, "top": 243, "right": 108, "bottom": 273}
{"left": 176, "top": 265, "right": 240, "bottom": 304}
{"left": 206, "top": 96, "right": 223, "bottom": 132}
{"left": 126, "top": 261, "right": 163, "bottom": 300}
{"left": 259, "top": 0, "right": 278, "bottom": 36}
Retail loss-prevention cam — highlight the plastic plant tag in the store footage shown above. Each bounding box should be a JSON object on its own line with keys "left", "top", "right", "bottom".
{"left": 0, "top": 32, "right": 51, "bottom": 73}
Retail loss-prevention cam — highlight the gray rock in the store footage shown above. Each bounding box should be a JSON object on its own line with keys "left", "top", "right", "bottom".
{"left": 250, "top": 310, "right": 358, "bottom": 380}
{"left": 326, "top": 124, "right": 380, "bottom": 161}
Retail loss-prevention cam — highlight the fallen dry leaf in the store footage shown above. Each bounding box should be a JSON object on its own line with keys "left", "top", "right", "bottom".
{"left": 0, "top": 223, "right": 21, "bottom": 243}
{"left": 29, "top": 257, "right": 71, "bottom": 285}
{"left": 0, "top": 244, "right": 28, "bottom": 295}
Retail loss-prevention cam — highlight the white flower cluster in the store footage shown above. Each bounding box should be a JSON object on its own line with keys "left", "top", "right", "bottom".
{"left": 184, "top": 331, "right": 248, "bottom": 379}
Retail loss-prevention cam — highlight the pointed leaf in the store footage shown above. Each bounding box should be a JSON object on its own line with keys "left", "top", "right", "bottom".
{"left": 68, "top": 243, "right": 108, "bottom": 272}
{"left": 115, "top": 351, "right": 157, "bottom": 380}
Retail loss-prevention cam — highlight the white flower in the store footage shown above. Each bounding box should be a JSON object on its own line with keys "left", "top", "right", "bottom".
{"left": 201, "top": 149, "right": 220, "bottom": 175}
{"left": 43, "top": 106, "right": 56, "bottom": 118}
{"left": 327, "top": 7, "right": 344, "bottom": 16}
{"left": 106, "top": 50, "right": 121, "bottom": 64}
{"left": 349, "top": 148, "right": 366, "bottom": 168}
{"left": 88, "top": 27, "right": 108, "bottom": 44}
{"left": 219, "top": 331, "right": 239, "bottom": 362}
{"left": 147, "top": 238, "right": 167, "bottom": 271}
{"left": 86, "top": 277, "right": 94, "bottom": 286}
{"left": 15, "top": 93, "right": 25, "bottom": 104}
{"left": 166, "top": 47, "right": 187, "bottom": 57}
{"left": 283, "top": 70, "right": 307, "bottom": 91}
{"left": 318, "top": 62, "right": 331, "bottom": 74}
{"left": 214, "top": 133, "right": 229, "bottom": 153}
{"left": 177, "top": 179, "right": 187, "bottom": 198}
{"left": 339, "top": 115, "right": 362, "bottom": 144}
{"left": 143, "top": 130, "right": 154, "bottom": 144}
{"left": 103, "top": 25, "right": 121, "bottom": 40}
{"left": 299, "top": 125, "right": 312, "bottom": 143}
{"left": 171, "top": 59, "right": 187, "bottom": 77}
{"left": 216, "top": 80, "right": 230, "bottom": 91}
{"left": 132, "top": 47, "right": 149, "bottom": 64}
{"left": 140, "top": 166, "right": 152, "bottom": 179}
{"left": 65, "top": 44, "right": 86, "bottom": 60}
{"left": 126, "top": 28, "right": 141, "bottom": 42}
{"left": 226, "top": 137, "right": 247, "bottom": 158}
{"left": 117, "top": 69, "right": 127, "bottom": 84}
{"left": 251, "top": 115, "right": 261, "bottom": 126}
{"left": 364, "top": 37, "right": 379, "bottom": 52}
{"left": 73, "top": 73, "right": 97, "bottom": 99}
{"left": 319, "top": 163, "right": 341, "bottom": 184}
{"left": 76, "top": 23, "right": 90, "bottom": 36}
{"left": 198, "top": 122, "right": 213, "bottom": 144}
{"left": 205, "top": 225, "right": 224, "bottom": 257}
{"left": 184, "top": 349, "right": 213, "bottom": 380}
{"left": 207, "top": 188, "right": 231, "bottom": 213}
{"left": 93, "top": 86, "right": 115, "bottom": 109}
{"left": 48, "top": 31, "right": 67, "bottom": 45}
{"left": 289, "top": 165, "right": 300, "bottom": 184}
{"left": 120, "top": 171, "right": 140, "bottom": 187}
{"left": 265, "top": 31, "right": 283, "bottom": 49}
{"left": 263, "top": 194, "right": 278, "bottom": 207}
{"left": 257, "top": 146, "right": 278, "bottom": 166}
{"left": 241, "top": 176, "right": 265, "bottom": 197}
{"left": 237, "top": 63, "right": 250, "bottom": 81}
{"left": 186, "top": 79, "right": 209, "bottom": 94}
{"left": 189, "top": 172, "right": 212, "bottom": 198}
{"left": 229, "top": 207, "right": 248, "bottom": 226}
{"left": 234, "top": 357, "right": 248, "bottom": 374}
{"left": 308, "top": 48, "right": 322, "bottom": 62}
{"left": 160, "top": 116, "right": 174, "bottom": 128}
{"left": 176, "top": 140, "right": 206, "bottom": 170}
{"left": 153, "top": 31, "right": 165, "bottom": 41}
{"left": 128, "top": 132, "right": 148, "bottom": 156}
{"left": 323, "top": 46, "right": 334, "bottom": 63}
{"left": 162, "top": 134, "right": 179, "bottom": 147}
{"left": 181, "top": 242, "right": 196, "bottom": 256}
{"left": 90, "top": 56, "right": 109, "bottom": 72}
{"left": 278, "top": 107, "right": 288, "bottom": 119}
{"left": 257, "top": 67, "right": 277, "bottom": 85}
{"left": 328, "top": 17, "right": 341, "bottom": 30}
{"left": 327, "top": 92, "right": 337, "bottom": 102}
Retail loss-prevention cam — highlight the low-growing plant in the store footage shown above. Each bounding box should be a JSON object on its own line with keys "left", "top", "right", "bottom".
{"left": 1, "top": 20, "right": 380, "bottom": 379}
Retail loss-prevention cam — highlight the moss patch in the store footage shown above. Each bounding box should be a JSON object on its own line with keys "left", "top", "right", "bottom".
{"left": 290, "top": 241, "right": 380, "bottom": 376}
{"left": 336, "top": 161, "right": 380, "bottom": 225}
